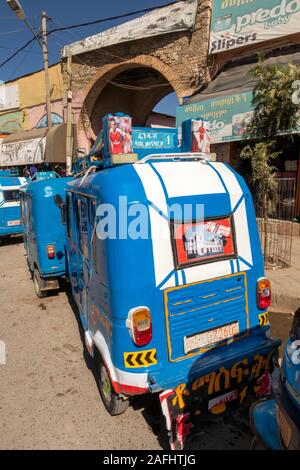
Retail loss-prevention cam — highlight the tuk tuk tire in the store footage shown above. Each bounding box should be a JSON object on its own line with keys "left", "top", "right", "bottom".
{"left": 33, "top": 269, "right": 47, "bottom": 299}
{"left": 97, "top": 359, "right": 129, "bottom": 416}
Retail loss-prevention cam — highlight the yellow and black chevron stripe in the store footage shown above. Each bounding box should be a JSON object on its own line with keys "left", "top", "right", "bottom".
{"left": 124, "top": 349, "right": 157, "bottom": 368}
{"left": 259, "top": 312, "right": 269, "bottom": 326}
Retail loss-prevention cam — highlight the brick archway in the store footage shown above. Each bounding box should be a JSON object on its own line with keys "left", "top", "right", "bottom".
{"left": 76, "top": 55, "right": 184, "bottom": 150}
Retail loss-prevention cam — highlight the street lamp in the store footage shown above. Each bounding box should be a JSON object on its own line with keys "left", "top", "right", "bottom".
{"left": 6, "top": 0, "right": 25, "bottom": 20}
{"left": 6, "top": 0, "right": 52, "bottom": 129}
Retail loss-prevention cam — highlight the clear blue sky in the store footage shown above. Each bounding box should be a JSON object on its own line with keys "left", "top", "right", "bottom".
{"left": 0, "top": 0, "right": 178, "bottom": 115}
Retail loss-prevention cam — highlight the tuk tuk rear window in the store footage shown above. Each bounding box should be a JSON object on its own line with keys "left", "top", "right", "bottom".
{"left": 172, "top": 216, "right": 237, "bottom": 268}
{"left": 3, "top": 189, "right": 20, "bottom": 202}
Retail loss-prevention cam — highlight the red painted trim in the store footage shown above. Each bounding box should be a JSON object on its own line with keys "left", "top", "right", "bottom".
{"left": 114, "top": 381, "right": 149, "bottom": 396}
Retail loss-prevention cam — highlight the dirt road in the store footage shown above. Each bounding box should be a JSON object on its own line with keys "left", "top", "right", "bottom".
{"left": 0, "top": 239, "right": 293, "bottom": 450}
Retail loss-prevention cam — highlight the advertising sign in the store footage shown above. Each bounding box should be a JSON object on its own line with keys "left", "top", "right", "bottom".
{"left": 107, "top": 115, "right": 133, "bottom": 155}
{"left": 177, "top": 91, "right": 254, "bottom": 144}
{"left": 0, "top": 137, "right": 46, "bottom": 166}
{"left": 191, "top": 119, "right": 211, "bottom": 154}
{"left": 173, "top": 216, "right": 235, "bottom": 267}
{"left": 210, "top": 0, "right": 300, "bottom": 54}
{"left": 132, "top": 128, "right": 177, "bottom": 150}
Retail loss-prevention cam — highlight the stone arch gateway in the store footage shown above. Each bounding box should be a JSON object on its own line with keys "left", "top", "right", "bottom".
{"left": 61, "top": 0, "right": 212, "bottom": 152}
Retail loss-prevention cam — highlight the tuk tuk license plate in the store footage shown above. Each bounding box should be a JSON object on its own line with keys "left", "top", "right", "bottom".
{"left": 184, "top": 321, "right": 239, "bottom": 354}
{"left": 7, "top": 220, "right": 20, "bottom": 226}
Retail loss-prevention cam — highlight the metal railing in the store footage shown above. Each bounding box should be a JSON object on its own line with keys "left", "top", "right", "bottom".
{"left": 256, "top": 178, "right": 296, "bottom": 268}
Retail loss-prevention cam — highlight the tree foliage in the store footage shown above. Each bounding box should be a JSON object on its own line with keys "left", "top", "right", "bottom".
{"left": 241, "top": 54, "right": 300, "bottom": 218}
{"left": 247, "top": 53, "right": 300, "bottom": 140}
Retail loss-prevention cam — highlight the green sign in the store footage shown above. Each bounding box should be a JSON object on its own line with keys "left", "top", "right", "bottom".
{"left": 176, "top": 91, "right": 254, "bottom": 144}
{"left": 210, "top": 0, "right": 300, "bottom": 54}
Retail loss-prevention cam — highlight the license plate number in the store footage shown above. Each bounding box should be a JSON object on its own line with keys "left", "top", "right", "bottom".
{"left": 184, "top": 321, "right": 239, "bottom": 354}
{"left": 7, "top": 220, "right": 20, "bottom": 227}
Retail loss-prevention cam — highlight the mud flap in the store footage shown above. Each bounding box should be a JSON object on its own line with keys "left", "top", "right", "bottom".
{"left": 159, "top": 389, "right": 193, "bottom": 450}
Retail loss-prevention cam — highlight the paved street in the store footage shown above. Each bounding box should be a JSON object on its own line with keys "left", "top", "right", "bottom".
{"left": 0, "top": 238, "right": 293, "bottom": 450}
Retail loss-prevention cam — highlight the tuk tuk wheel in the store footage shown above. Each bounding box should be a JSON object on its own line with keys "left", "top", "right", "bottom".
{"left": 97, "top": 359, "right": 129, "bottom": 416}
{"left": 33, "top": 269, "right": 47, "bottom": 299}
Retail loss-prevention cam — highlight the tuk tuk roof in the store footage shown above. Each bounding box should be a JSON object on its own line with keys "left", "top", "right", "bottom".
{"left": 20, "top": 176, "right": 73, "bottom": 199}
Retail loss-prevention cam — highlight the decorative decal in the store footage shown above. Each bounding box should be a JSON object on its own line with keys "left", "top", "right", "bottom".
{"left": 159, "top": 350, "right": 277, "bottom": 449}
{"left": 259, "top": 312, "right": 269, "bottom": 326}
{"left": 124, "top": 349, "right": 157, "bottom": 368}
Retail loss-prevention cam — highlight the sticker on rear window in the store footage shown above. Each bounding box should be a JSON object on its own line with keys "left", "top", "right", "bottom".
{"left": 172, "top": 216, "right": 236, "bottom": 268}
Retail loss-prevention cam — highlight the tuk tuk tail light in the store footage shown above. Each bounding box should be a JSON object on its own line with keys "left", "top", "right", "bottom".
{"left": 257, "top": 277, "right": 271, "bottom": 310}
{"left": 47, "top": 244, "right": 55, "bottom": 260}
{"left": 126, "top": 307, "right": 152, "bottom": 346}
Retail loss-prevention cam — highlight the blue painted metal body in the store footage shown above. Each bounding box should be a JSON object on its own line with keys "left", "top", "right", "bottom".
{"left": 0, "top": 175, "right": 26, "bottom": 237}
{"left": 251, "top": 311, "right": 300, "bottom": 449}
{"left": 65, "top": 157, "right": 280, "bottom": 398}
{"left": 20, "top": 177, "right": 72, "bottom": 278}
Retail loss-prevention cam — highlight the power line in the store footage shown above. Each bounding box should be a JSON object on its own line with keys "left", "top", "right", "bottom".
{"left": 46, "top": 1, "right": 179, "bottom": 37}
{"left": 0, "top": 27, "right": 26, "bottom": 35}
{"left": 0, "top": 37, "right": 36, "bottom": 69}
{"left": 0, "top": 1, "right": 178, "bottom": 71}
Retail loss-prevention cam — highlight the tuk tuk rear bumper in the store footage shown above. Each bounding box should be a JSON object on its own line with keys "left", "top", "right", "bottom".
{"left": 148, "top": 335, "right": 280, "bottom": 392}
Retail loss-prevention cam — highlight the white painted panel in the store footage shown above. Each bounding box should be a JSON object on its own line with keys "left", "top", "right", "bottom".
{"left": 133, "top": 163, "right": 167, "bottom": 214}
{"left": 149, "top": 205, "right": 174, "bottom": 288}
{"left": 152, "top": 161, "right": 226, "bottom": 198}
{"left": 183, "top": 260, "right": 233, "bottom": 285}
{"left": 234, "top": 200, "right": 253, "bottom": 267}
{"left": 212, "top": 163, "right": 243, "bottom": 210}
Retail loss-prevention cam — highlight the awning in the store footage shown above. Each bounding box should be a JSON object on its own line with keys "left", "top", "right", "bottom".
{"left": 176, "top": 46, "right": 300, "bottom": 144}
{"left": 0, "top": 124, "right": 77, "bottom": 167}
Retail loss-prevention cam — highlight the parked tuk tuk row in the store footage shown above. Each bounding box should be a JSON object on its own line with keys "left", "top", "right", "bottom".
{"left": 1, "top": 115, "right": 299, "bottom": 450}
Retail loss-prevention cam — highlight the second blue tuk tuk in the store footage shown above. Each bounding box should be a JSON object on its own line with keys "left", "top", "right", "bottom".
{"left": 20, "top": 175, "right": 72, "bottom": 298}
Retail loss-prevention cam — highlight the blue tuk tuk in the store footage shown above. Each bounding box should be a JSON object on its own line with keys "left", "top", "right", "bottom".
{"left": 62, "top": 115, "right": 280, "bottom": 448}
{"left": 20, "top": 176, "right": 72, "bottom": 298}
{"left": 250, "top": 307, "right": 300, "bottom": 450}
{"left": 0, "top": 172, "right": 27, "bottom": 239}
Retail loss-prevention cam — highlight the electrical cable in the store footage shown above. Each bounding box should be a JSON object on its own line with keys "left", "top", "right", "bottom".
{"left": 0, "top": 37, "right": 36, "bottom": 69}
{"left": 0, "top": 27, "right": 26, "bottom": 35}
{"left": 0, "top": 0, "right": 180, "bottom": 70}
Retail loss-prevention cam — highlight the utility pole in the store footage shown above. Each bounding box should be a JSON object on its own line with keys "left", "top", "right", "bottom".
{"left": 41, "top": 11, "right": 52, "bottom": 130}
{"left": 7, "top": 3, "right": 53, "bottom": 130}
{"left": 65, "top": 51, "right": 73, "bottom": 175}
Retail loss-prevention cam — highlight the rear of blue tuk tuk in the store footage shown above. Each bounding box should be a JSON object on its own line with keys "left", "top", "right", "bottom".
{"left": 0, "top": 173, "right": 27, "bottom": 240}
{"left": 65, "top": 150, "right": 281, "bottom": 448}
{"left": 20, "top": 176, "right": 72, "bottom": 298}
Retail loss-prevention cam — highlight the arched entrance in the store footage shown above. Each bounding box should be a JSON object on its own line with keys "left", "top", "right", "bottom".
{"left": 76, "top": 56, "right": 185, "bottom": 151}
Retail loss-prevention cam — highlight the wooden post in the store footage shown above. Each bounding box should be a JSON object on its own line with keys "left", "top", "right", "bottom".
{"left": 41, "top": 11, "right": 52, "bottom": 130}
{"left": 65, "top": 52, "right": 73, "bottom": 175}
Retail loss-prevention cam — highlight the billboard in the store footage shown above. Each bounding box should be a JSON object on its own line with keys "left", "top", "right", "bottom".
{"left": 0, "top": 137, "right": 46, "bottom": 166}
{"left": 176, "top": 91, "right": 254, "bottom": 144}
{"left": 63, "top": 0, "right": 198, "bottom": 57}
{"left": 210, "top": 0, "right": 300, "bottom": 54}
